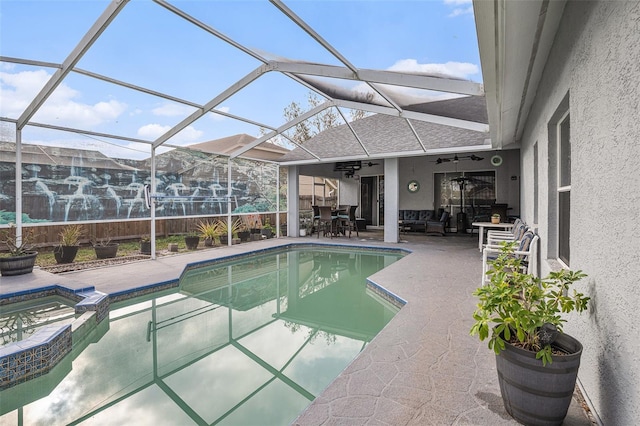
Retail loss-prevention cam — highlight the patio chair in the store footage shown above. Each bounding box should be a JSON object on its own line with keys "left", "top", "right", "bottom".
{"left": 426, "top": 211, "right": 449, "bottom": 235}
{"left": 311, "top": 205, "right": 321, "bottom": 236}
{"left": 482, "top": 230, "right": 539, "bottom": 286}
{"left": 487, "top": 217, "right": 524, "bottom": 240}
{"left": 486, "top": 219, "right": 528, "bottom": 246}
{"left": 348, "top": 205, "right": 359, "bottom": 237}
{"left": 317, "top": 205, "right": 335, "bottom": 238}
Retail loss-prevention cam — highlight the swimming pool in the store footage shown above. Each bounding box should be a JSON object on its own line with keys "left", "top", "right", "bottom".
{"left": 0, "top": 296, "right": 76, "bottom": 348}
{"left": 0, "top": 246, "right": 405, "bottom": 425}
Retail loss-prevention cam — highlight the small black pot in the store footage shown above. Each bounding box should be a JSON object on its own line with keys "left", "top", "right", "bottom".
{"left": 54, "top": 245, "right": 79, "bottom": 264}
{"left": 184, "top": 236, "right": 200, "bottom": 250}
{"left": 140, "top": 241, "right": 151, "bottom": 255}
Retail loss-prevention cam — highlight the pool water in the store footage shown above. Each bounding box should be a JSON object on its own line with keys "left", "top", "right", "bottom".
{"left": 0, "top": 296, "right": 76, "bottom": 348}
{"left": 0, "top": 247, "right": 403, "bottom": 425}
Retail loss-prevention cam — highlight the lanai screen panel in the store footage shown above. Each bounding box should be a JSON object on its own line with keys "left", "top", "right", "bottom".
{"left": 0, "top": 133, "right": 152, "bottom": 224}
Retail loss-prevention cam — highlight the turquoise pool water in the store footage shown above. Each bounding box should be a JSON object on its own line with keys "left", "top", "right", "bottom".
{"left": 0, "top": 246, "right": 404, "bottom": 425}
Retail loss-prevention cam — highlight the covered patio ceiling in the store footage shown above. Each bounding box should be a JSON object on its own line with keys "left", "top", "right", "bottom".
{"left": 1, "top": 0, "right": 490, "bottom": 165}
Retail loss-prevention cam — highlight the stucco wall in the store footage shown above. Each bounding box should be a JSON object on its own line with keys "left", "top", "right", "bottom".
{"left": 518, "top": 2, "right": 640, "bottom": 423}
{"left": 398, "top": 151, "right": 520, "bottom": 214}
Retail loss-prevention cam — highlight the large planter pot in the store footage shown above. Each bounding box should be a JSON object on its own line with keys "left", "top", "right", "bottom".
{"left": 496, "top": 332, "right": 583, "bottom": 426}
{"left": 0, "top": 252, "right": 38, "bottom": 276}
{"left": 184, "top": 236, "right": 200, "bottom": 250}
{"left": 94, "top": 244, "right": 119, "bottom": 259}
{"left": 54, "top": 245, "right": 79, "bottom": 264}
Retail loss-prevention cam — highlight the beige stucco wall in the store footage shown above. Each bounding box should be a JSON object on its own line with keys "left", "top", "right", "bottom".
{"left": 518, "top": 2, "right": 640, "bottom": 423}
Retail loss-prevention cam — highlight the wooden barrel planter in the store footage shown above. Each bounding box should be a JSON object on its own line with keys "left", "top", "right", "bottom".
{"left": 496, "top": 333, "right": 583, "bottom": 426}
{"left": 0, "top": 252, "right": 38, "bottom": 276}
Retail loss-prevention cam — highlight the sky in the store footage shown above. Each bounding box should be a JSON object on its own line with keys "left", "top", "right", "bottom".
{"left": 0, "top": 0, "right": 481, "bottom": 160}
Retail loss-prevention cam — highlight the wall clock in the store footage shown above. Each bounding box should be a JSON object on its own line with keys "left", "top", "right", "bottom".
{"left": 407, "top": 180, "right": 420, "bottom": 193}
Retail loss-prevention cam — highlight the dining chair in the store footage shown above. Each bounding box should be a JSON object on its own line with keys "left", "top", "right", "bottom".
{"left": 311, "top": 205, "right": 320, "bottom": 236}
{"left": 347, "top": 205, "right": 359, "bottom": 237}
{"left": 317, "top": 205, "right": 335, "bottom": 238}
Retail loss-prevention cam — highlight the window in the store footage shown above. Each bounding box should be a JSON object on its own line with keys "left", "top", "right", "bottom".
{"left": 434, "top": 171, "right": 496, "bottom": 229}
{"left": 557, "top": 112, "right": 571, "bottom": 265}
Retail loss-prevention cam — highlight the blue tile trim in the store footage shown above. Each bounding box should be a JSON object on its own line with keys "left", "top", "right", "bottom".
{"left": 0, "top": 325, "right": 72, "bottom": 390}
{"left": 366, "top": 279, "right": 407, "bottom": 309}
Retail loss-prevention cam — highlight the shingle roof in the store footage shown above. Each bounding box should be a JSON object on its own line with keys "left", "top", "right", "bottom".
{"left": 278, "top": 96, "right": 489, "bottom": 163}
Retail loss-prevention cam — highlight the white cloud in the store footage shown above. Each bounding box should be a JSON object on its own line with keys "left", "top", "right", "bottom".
{"left": 138, "top": 123, "right": 171, "bottom": 139}
{"left": 388, "top": 59, "right": 479, "bottom": 80}
{"left": 448, "top": 6, "right": 474, "bottom": 17}
{"left": 211, "top": 106, "right": 230, "bottom": 121}
{"left": 444, "top": 0, "right": 474, "bottom": 17}
{"left": 0, "top": 69, "right": 127, "bottom": 127}
{"left": 137, "top": 123, "right": 203, "bottom": 145}
{"left": 444, "top": 0, "right": 472, "bottom": 5}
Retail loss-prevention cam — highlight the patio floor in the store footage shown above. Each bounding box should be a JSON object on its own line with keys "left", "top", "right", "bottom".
{"left": 0, "top": 230, "right": 595, "bottom": 425}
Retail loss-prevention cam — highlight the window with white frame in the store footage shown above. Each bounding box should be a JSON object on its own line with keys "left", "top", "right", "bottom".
{"left": 557, "top": 112, "right": 571, "bottom": 266}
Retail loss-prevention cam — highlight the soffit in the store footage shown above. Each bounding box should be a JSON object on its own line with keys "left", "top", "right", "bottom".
{"left": 473, "top": 0, "right": 567, "bottom": 149}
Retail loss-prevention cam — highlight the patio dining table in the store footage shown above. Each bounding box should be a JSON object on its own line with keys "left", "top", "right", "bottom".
{"left": 472, "top": 221, "right": 515, "bottom": 252}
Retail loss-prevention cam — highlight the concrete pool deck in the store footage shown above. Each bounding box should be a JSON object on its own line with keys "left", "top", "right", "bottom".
{"left": 0, "top": 231, "right": 595, "bottom": 425}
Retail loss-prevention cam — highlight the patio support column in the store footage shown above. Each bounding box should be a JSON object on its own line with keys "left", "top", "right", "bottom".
{"left": 384, "top": 158, "right": 399, "bottom": 243}
{"left": 150, "top": 147, "right": 156, "bottom": 259}
{"left": 15, "top": 126, "right": 23, "bottom": 243}
{"left": 287, "top": 166, "right": 300, "bottom": 237}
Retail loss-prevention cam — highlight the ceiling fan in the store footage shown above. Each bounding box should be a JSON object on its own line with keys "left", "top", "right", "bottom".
{"left": 434, "top": 154, "right": 484, "bottom": 164}
{"left": 334, "top": 160, "right": 381, "bottom": 178}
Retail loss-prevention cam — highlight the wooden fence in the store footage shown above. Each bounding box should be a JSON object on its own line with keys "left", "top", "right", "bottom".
{"left": 4, "top": 213, "right": 286, "bottom": 249}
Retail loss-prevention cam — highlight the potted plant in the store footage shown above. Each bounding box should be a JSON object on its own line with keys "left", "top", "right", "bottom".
{"left": 470, "top": 242, "right": 590, "bottom": 425}
{"left": 184, "top": 231, "right": 200, "bottom": 250}
{"left": 0, "top": 223, "right": 37, "bottom": 276}
{"left": 491, "top": 213, "right": 501, "bottom": 224}
{"left": 217, "top": 218, "right": 242, "bottom": 245}
{"left": 54, "top": 224, "right": 82, "bottom": 264}
{"left": 196, "top": 220, "right": 220, "bottom": 247}
{"left": 140, "top": 235, "right": 151, "bottom": 254}
{"left": 261, "top": 218, "right": 274, "bottom": 239}
{"left": 237, "top": 220, "right": 250, "bottom": 243}
{"left": 92, "top": 235, "right": 119, "bottom": 259}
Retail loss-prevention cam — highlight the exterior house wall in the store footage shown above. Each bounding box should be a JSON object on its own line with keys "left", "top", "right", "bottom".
{"left": 398, "top": 151, "right": 520, "bottom": 215}
{"left": 518, "top": 2, "right": 640, "bottom": 423}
